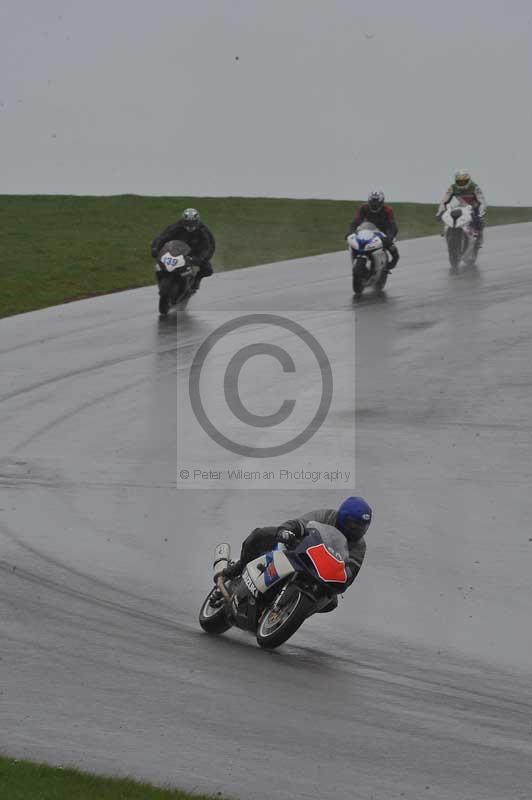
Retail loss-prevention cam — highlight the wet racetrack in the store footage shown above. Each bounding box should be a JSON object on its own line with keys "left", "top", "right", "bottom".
{"left": 1, "top": 226, "right": 532, "bottom": 799}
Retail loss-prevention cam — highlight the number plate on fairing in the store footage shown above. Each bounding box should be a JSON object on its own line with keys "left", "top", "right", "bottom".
{"left": 161, "top": 252, "right": 187, "bottom": 272}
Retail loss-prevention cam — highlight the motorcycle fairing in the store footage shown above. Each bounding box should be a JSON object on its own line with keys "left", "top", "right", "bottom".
{"left": 160, "top": 252, "right": 187, "bottom": 272}
{"left": 306, "top": 543, "right": 347, "bottom": 584}
{"left": 357, "top": 231, "right": 382, "bottom": 252}
{"left": 263, "top": 553, "right": 280, "bottom": 587}
{"left": 285, "top": 523, "right": 349, "bottom": 593}
{"left": 347, "top": 231, "right": 384, "bottom": 253}
{"left": 231, "top": 578, "right": 259, "bottom": 630}
{"left": 441, "top": 199, "right": 475, "bottom": 232}
{"left": 245, "top": 550, "right": 295, "bottom": 595}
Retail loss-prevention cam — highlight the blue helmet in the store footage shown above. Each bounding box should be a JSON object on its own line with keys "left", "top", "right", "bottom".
{"left": 337, "top": 496, "right": 372, "bottom": 542}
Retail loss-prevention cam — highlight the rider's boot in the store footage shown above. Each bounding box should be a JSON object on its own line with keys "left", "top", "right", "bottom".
{"left": 190, "top": 273, "right": 202, "bottom": 294}
{"left": 316, "top": 596, "right": 339, "bottom": 614}
{"left": 387, "top": 245, "right": 399, "bottom": 272}
{"left": 219, "top": 560, "right": 242, "bottom": 581}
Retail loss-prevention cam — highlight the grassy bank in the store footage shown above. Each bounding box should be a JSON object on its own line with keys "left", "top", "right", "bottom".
{"left": 1, "top": 194, "right": 532, "bottom": 318}
{"left": 0, "top": 755, "right": 226, "bottom": 800}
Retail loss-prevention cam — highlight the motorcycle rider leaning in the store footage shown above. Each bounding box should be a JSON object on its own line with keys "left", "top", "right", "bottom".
{"left": 437, "top": 170, "right": 487, "bottom": 246}
{"left": 349, "top": 191, "right": 400, "bottom": 270}
{"left": 219, "top": 497, "right": 372, "bottom": 612}
{"left": 151, "top": 208, "right": 215, "bottom": 292}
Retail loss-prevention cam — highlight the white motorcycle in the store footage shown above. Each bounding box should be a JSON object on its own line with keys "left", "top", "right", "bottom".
{"left": 440, "top": 198, "right": 482, "bottom": 269}
{"left": 347, "top": 223, "right": 390, "bottom": 296}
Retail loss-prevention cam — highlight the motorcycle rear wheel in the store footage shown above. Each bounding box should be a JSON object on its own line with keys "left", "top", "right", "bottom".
{"left": 375, "top": 269, "right": 388, "bottom": 292}
{"left": 199, "top": 588, "right": 232, "bottom": 635}
{"left": 256, "top": 589, "right": 314, "bottom": 649}
{"left": 466, "top": 239, "right": 480, "bottom": 267}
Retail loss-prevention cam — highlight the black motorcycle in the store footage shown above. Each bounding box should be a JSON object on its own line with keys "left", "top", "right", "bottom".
{"left": 199, "top": 522, "right": 350, "bottom": 649}
{"left": 155, "top": 240, "right": 196, "bottom": 315}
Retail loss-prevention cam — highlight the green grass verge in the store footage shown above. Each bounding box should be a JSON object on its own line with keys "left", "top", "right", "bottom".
{"left": 0, "top": 755, "right": 227, "bottom": 800}
{"left": 1, "top": 194, "right": 532, "bottom": 318}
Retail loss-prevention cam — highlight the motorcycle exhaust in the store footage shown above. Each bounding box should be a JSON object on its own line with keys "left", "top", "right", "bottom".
{"left": 213, "top": 543, "right": 231, "bottom": 580}
{"left": 213, "top": 543, "right": 233, "bottom": 602}
{"left": 216, "top": 574, "right": 233, "bottom": 603}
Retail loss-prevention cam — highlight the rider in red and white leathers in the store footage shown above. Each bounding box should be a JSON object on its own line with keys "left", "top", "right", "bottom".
{"left": 349, "top": 191, "right": 400, "bottom": 270}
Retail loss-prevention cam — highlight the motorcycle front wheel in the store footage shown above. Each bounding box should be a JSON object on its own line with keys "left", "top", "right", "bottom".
{"left": 158, "top": 275, "right": 172, "bottom": 315}
{"left": 199, "top": 588, "right": 232, "bottom": 635}
{"left": 256, "top": 589, "right": 314, "bottom": 649}
{"left": 447, "top": 230, "right": 463, "bottom": 270}
{"left": 352, "top": 261, "right": 367, "bottom": 296}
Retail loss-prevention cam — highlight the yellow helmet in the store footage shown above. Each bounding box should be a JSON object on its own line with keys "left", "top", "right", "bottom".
{"left": 454, "top": 170, "right": 472, "bottom": 189}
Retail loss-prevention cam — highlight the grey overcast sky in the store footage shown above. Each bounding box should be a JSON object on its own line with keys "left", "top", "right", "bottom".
{"left": 2, "top": 0, "right": 531, "bottom": 203}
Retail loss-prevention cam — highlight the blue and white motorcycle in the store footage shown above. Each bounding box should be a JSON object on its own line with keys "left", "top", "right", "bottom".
{"left": 199, "top": 522, "right": 350, "bottom": 649}
{"left": 347, "top": 223, "right": 390, "bottom": 296}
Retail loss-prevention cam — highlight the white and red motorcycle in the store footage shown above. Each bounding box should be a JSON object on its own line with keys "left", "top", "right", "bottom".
{"left": 347, "top": 223, "right": 390, "bottom": 296}
{"left": 199, "top": 522, "right": 350, "bottom": 649}
{"left": 440, "top": 198, "right": 482, "bottom": 269}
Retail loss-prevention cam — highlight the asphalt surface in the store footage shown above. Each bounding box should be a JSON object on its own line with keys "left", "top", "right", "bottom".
{"left": 1, "top": 226, "right": 532, "bottom": 799}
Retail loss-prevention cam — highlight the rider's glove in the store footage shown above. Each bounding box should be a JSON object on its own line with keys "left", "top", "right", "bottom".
{"left": 276, "top": 529, "right": 297, "bottom": 546}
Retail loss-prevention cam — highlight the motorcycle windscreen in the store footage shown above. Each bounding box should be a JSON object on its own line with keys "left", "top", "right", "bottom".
{"left": 306, "top": 543, "right": 347, "bottom": 584}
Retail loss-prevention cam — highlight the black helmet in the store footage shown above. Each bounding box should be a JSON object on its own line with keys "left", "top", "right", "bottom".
{"left": 181, "top": 207, "right": 201, "bottom": 231}
{"left": 368, "top": 190, "right": 385, "bottom": 213}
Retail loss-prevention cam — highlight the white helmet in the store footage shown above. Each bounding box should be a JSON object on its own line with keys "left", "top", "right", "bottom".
{"left": 368, "top": 191, "right": 385, "bottom": 212}
{"left": 454, "top": 170, "right": 472, "bottom": 190}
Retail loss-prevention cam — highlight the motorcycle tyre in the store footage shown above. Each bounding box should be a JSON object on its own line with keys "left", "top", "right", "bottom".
{"left": 158, "top": 276, "right": 172, "bottom": 316}
{"left": 447, "top": 231, "right": 463, "bottom": 270}
{"left": 199, "top": 588, "right": 232, "bottom": 635}
{"left": 256, "top": 589, "right": 314, "bottom": 649}
{"left": 467, "top": 239, "right": 481, "bottom": 267}
{"left": 375, "top": 269, "right": 389, "bottom": 292}
{"left": 352, "top": 265, "right": 366, "bottom": 296}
